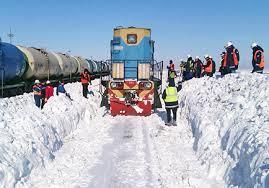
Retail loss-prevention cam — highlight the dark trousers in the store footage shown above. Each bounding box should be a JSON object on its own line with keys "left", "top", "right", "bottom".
{"left": 168, "top": 78, "right": 175, "bottom": 86}
{"left": 82, "top": 83, "right": 89, "bottom": 98}
{"left": 202, "top": 72, "right": 213, "bottom": 77}
{"left": 252, "top": 70, "right": 263, "bottom": 74}
{"left": 166, "top": 107, "right": 178, "bottom": 123}
{"left": 183, "top": 71, "right": 193, "bottom": 81}
{"left": 41, "top": 99, "right": 45, "bottom": 109}
{"left": 221, "top": 68, "right": 232, "bottom": 76}
{"left": 195, "top": 71, "right": 202, "bottom": 78}
{"left": 252, "top": 66, "right": 263, "bottom": 74}
{"left": 220, "top": 68, "right": 226, "bottom": 76}
{"left": 34, "top": 95, "right": 41, "bottom": 108}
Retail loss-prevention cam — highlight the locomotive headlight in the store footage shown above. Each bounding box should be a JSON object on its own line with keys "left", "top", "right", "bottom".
{"left": 110, "top": 82, "right": 117, "bottom": 88}
{"left": 139, "top": 82, "right": 152, "bottom": 90}
{"left": 145, "top": 82, "right": 152, "bottom": 89}
{"left": 110, "top": 82, "right": 124, "bottom": 90}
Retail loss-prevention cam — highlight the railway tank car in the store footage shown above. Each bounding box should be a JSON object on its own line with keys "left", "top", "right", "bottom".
{"left": 46, "top": 51, "right": 63, "bottom": 78}
{"left": 86, "top": 59, "right": 96, "bottom": 74}
{"left": 16, "top": 46, "right": 50, "bottom": 80}
{"left": 74, "top": 56, "right": 91, "bottom": 74}
{"left": 0, "top": 41, "right": 110, "bottom": 97}
{"left": 101, "top": 27, "right": 163, "bottom": 116}
{"left": 52, "top": 52, "right": 78, "bottom": 77}
{"left": 0, "top": 42, "right": 26, "bottom": 82}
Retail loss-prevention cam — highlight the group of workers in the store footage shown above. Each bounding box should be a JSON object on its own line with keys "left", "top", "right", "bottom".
{"left": 163, "top": 41, "right": 266, "bottom": 125}
{"left": 32, "top": 80, "right": 69, "bottom": 109}
{"left": 32, "top": 68, "right": 92, "bottom": 108}
{"left": 168, "top": 41, "right": 265, "bottom": 82}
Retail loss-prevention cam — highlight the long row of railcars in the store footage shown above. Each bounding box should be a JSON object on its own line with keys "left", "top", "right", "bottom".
{"left": 0, "top": 42, "right": 110, "bottom": 97}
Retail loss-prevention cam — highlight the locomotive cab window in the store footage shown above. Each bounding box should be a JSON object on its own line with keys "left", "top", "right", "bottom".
{"left": 127, "top": 34, "right": 137, "bottom": 44}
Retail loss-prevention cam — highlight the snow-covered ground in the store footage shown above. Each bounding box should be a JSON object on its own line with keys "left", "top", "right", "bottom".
{"left": 0, "top": 73, "right": 268, "bottom": 188}
{"left": 0, "top": 80, "right": 103, "bottom": 187}
{"left": 179, "top": 73, "right": 269, "bottom": 188}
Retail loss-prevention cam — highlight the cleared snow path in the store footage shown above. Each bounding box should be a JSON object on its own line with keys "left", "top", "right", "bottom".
{"left": 88, "top": 116, "right": 159, "bottom": 188}
{"left": 20, "top": 110, "right": 223, "bottom": 188}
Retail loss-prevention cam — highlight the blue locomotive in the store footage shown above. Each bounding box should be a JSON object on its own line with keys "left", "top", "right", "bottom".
{"left": 101, "top": 27, "right": 163, "bottom": 116}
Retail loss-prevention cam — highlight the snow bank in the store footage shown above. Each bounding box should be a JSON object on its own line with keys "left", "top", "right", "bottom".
{"left": 179, "top": 73, "right": 269, "bottom": 187}
{"left": 0, "top": 81, "right": 101, "bottom": 187}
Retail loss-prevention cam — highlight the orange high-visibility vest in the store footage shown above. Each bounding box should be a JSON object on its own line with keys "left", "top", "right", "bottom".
{"left": 204, "top": 59, "right": 213, "bottom": 73}
{"left": 170, "top": 63, "right": 175, "bottom": 70}
{"left": 233, "top": 49, "right": 239, "bottom": 66}
{"left": 254, "top": 50, "right": 265, "bottom": 68}
{"left": 223, "top": 49, "right": 238, "bottom": 67}
{"left": 223, "top": 53, "right": 227, "bottom": 67}
{"left": 81, "top": 73, "right": 90, "bottom": 84}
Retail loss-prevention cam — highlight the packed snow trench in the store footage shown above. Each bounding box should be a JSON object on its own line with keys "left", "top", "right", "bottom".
{"left": 0, "top": 73, "right": 268, "bottom": 188}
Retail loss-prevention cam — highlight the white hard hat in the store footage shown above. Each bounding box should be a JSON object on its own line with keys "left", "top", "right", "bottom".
{"left": 46, "top": 80, "right": 51, "bottom": 84}
{"left": 204, "top": 54, "right": 209, "bottom": 59}
{"left": 187, "top": 54, "right": 191, "bottom": 58}
{"left": 251, "top": 42, "right": 258, "bottom": 48}
{"left": 209, "top": 56, "right": 212, "bottom": 59}
{"left": 34, "top": 80, "right": 40, "bottom": 84}
{"left": 195, "top": 56, "right": 200, "bottom": 59}
{"left": 226, "top": 41, "right": 233, "bottom": 48}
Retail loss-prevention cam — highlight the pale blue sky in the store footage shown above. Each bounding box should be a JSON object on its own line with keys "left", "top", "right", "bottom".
{"left": 1, "top": 0, "right": 268, "bottom": 70}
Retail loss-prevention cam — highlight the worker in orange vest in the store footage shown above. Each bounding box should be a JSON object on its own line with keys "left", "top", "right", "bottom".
{"left": 251, "top": 43, "right": 265, "bottom": 74}
{"left": 80, "top": 68, "right": 91, "bottom": 98}
{"left": 168, "top": 60, "right": 175, "bottom": 71}
{"left": 219, "top": 52, "right": 227, "bottom": 76}
{"left": 202, "top": 55, "right": 214, "bottom": 77}
{"left": 223, "top": 41, "right": 240, "bottom": 74}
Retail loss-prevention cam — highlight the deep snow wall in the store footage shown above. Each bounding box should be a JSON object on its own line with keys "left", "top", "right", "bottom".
{"left": 0, "top": 82, "right": 101, "bottom": 187}
{"left": 179, "top": 73, "right": 269, "bottom": 188}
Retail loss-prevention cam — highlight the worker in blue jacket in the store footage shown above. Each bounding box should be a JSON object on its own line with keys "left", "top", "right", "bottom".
{"left": 32, "top": 80, "right": 42, "bottom": 108}
{"left": 56, "top": 81, "right": 72, "bottom": 100}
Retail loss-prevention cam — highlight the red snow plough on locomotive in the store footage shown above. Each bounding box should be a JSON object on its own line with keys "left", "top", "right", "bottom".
{"left": 100, "top": 27, "right": 163, "bottom": 116}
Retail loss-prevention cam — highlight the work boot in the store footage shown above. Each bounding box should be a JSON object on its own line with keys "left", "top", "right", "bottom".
{"left": 165, "top": 121, "right": 171, "bottom": 126}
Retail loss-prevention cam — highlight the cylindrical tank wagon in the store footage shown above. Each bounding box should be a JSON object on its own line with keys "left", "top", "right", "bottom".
{"left": 75, "top": 56, "right": 91, "bottom": 74}
{"left": 0, "top": 42, "right": 26, "bottom": 82}
{"left": 86, "top": 59, "right": 96, "bottom": 74}
{"left": 0, "top": 42, "right": 110, "bottom": 97}
{"left": 47, "top": 51, "right": 62, "bottom": 78}
{"left": 52, "top": 52, "right": 78, "bottom": 77}
{"left": 16, "top": 46, "right": 50, "bottom": 80}
{"left": 84, "top": 60, "right": 110, "bottom": 78}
